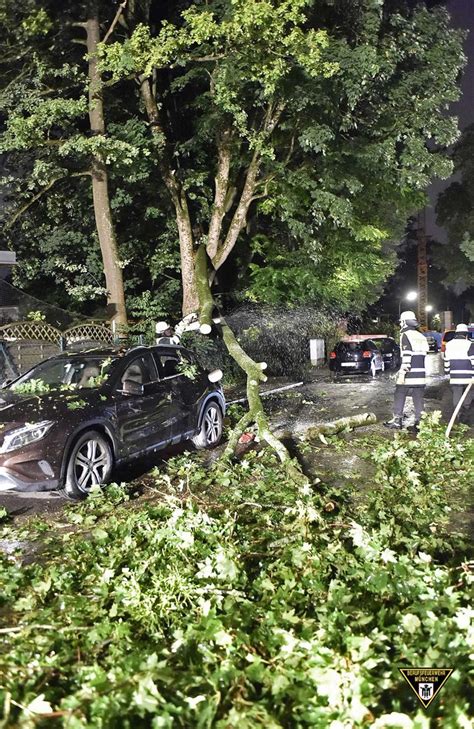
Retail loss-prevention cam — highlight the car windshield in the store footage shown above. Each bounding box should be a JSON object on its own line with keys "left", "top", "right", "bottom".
{"left": 336, "top": 342, "right": 361, "bottom": 352}
{"left": 8, "top": 355, "right": 117, "bottom": 392}
{"left": 375, "top": 339, "right": 394, "bottom": 352}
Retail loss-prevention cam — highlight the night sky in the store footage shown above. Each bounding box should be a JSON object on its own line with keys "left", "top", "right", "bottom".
{"left": 427, "top": 0, "right": 474, "bottom": 241}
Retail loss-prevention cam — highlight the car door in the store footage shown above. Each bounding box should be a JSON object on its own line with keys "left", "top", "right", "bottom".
{"left": 366, "top": 340, "right": 383, "bottom": 370}
{"left": 113, "top": 352, "right": 177, "bottom": 457}
{"left": 153, "top": 349, "right": 205, "bottom": 438}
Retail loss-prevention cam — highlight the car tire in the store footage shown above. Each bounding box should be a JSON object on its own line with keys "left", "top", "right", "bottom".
{"left": 192, "top": 402, "right": 223, "bottom": 449}
{"left": 64, "top": 430, "right": 113, "bottom": 499}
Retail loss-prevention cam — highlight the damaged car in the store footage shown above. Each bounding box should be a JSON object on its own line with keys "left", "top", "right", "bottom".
{"left": 0, "top": 345, "right": 225, "bottom": 498}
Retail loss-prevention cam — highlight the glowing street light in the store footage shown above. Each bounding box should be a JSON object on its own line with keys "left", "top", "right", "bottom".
{"left": 425, "top": 304, "right": 434, "bottom": 329}
{"left": 399, "top": 290, "right": 418, "bottom": 315}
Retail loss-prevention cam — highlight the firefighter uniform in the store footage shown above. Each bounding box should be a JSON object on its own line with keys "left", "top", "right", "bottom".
{"left": 444, "top": 329, "right": 474, "bottom": 410}
{"left": 384, "top": 312, "right": 429, "bottom": 430}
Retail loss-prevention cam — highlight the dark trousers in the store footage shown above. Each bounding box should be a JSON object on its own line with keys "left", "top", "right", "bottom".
{"left": 451, "top": 384, "right": 473, "bottom": 409}
{"left": 393, "top": 385, "right": 425, "bottom": 420}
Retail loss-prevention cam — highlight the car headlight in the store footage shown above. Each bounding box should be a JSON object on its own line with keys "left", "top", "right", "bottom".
{"left": 0, "top": 421, "right": 55, "bottom": 454}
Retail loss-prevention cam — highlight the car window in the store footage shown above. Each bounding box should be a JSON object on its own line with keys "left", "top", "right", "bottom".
{"left": 10, "top": 356, "right": 116, "bottom": 390}
{"left": 362, "top": 340, "right": 377, "bottom": 351}
{"left": 336, "top": 342, "right": 360, "bottom": 353}
{"left": 154, "top": 353, "right": 181, "bottom": 379}
{"left": 120, "top": 354, "right": 158, "bottom": 387}
{"left": 376, "top": 339, "right": 395, "bottom": 353}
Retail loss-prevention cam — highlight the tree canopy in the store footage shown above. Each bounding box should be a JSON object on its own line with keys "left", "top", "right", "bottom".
{"left": 0, "top": 0, "right": 466, "bottom": 322}
{"left": 435, "top": 123, "right": 474, "bottom": 315}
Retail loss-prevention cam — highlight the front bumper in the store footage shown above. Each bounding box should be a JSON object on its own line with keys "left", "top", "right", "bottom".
{"left": 0, "top": 466, "right": 59, "bottom": 492}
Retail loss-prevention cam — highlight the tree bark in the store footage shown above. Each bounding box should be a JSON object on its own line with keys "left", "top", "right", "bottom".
{"left": 212, "top": 150, "right": 260, "bottom": 270}
{"left": 86, "top": 2, "right": 127, "bottom": 329}
{"left": 305, "top": 413, "right": 377, "bottom": 440}
{"left": 206, "top": 128, "right": 232, "bottom": 260}
{"left": 138, "top": 75, "right": 199, "bottom": 315}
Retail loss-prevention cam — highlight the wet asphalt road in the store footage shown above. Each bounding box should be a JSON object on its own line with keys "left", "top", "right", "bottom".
{"left": 0, "top": 353, "right": 465, "bottom": 519}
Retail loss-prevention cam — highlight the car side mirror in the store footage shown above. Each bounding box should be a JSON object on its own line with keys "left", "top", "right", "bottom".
{"left": 121, "top": 379, "right": 144, "bottom": 396}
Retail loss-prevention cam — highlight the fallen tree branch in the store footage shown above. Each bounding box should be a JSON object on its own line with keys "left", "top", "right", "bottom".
{"left": 305, "top": 413, "right": 377, "bottom": 440}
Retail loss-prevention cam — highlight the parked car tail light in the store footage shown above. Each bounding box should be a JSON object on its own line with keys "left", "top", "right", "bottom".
{"left": 329, "top": 351, "right": 336, "bottom": 359}
{"left": 362, "top": 350, "right": 371, "bottom": 358}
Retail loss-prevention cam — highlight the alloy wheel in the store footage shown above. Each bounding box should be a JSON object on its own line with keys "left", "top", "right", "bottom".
{"left": 204, "top": 405, "right": 222, "bottom": 444}
{"left": 74, "top": 438, "right": 111, "bottom": 493}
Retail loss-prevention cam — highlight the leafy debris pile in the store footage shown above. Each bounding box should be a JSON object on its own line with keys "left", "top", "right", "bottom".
{"left": 0, "top": 415, "right": 472, "bottom": 727}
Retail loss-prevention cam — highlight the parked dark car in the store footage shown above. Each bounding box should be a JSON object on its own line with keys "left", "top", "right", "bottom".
{"left": 441, "top": 330, "right": 456, "bottom": 353}
{"left": 0, "top": 345, "right": 225, "bottom": 498}
{"left": 328, "top": 339, "right": 385, "bottom": 376}
{"left": 374, "top": 337, "right": 401, "bottom": 370}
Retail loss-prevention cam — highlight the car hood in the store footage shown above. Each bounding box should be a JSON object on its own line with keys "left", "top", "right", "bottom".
{"left": 0, "top": 388, "right": 104, "bottom": 426}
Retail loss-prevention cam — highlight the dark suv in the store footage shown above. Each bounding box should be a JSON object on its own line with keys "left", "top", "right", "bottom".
{"left": 328, "top": 339, "right": 385, "bottom": 376}
{"left": 0, "top": 345, "right": 225, "bottom": 498}
{"left": 375, "top": 337, "right": 401, "bottom": 369}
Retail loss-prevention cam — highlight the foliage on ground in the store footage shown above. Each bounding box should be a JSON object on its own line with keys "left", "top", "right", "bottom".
{"left": 0, "top": 415, "right": 472, "bottom": 728}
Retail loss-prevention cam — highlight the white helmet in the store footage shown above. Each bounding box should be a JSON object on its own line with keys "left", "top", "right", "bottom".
{"left": 400, "top": 310, "right": 417, "bottom": 325}
{"left": 455, "top": 323, "right": 469, "bottom": 333}
{"left": 155, "top": 321, "right": 170, "bottom": 334}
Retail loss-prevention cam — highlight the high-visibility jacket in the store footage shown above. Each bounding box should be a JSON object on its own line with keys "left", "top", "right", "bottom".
{"left": 396, "top": 327, "right": 429, "bottom": 386}
{"left": 444, "top": 335, "right": 474, "bottom": 386}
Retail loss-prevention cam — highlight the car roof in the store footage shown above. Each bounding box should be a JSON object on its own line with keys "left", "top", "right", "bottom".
{"left": 342, "top": 334, "right": 393, "bottom": 342}
{"left": 338, "top": 339, "right": 369, "bottom": 346}
{"left": 55, "top": 344, "right": 189, "bottom": 360}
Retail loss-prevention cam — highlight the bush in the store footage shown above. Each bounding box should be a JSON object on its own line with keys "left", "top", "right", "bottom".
{"left": 226, "top": 304, "right": 340, "bottom": 379}
{"left": 0, "top": 416, "right": 472, "bottom": 727}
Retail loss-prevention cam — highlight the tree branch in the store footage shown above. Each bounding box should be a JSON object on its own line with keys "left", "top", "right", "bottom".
{"left": 212, "top": 149, "right": 260, "bottom": 270}
{"left": 206, "top": 127, "right": 232, "bottom": 259}
{"left": 103, "top": 0, "right": 129, "bottom": 44}
{"left": 211, "top": 102, "right": 286, "bottom": 271}
{"left": 250, "top": 174, "right": 276, "bottom": 203}
{"left": 2, "top": 172, "right": 91, "bottom": 232}
{"left": 138, "top": 74, "right": 178, "bottom": 199}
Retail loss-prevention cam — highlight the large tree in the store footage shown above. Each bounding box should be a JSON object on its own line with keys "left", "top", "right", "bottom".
{"left": 99, "top": 0, "right": 464, "bottom": 455}
{"left": 435, "top": 123, "right": 474, "bottom": 317}
{"left": 0, "top": 0, "right": 128, "bottom": 326}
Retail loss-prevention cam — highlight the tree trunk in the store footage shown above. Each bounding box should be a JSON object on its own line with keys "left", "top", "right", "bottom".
{"left": 86, "top": 3, "right": 127, "bottom": 329}
{"left": 305, "top": 413, "right": 377, "bottom": 440}
{"left": 176, "top": 195, "right": 199, "bottom": 315}
{"left": 138, "top": 76, "right": 199, "bottom": 316}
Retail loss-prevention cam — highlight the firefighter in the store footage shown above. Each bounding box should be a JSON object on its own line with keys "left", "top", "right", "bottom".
{"left": 384, "top": 310, "right": 429, "bottom": 431}
{"left": 155, "top": 321, "right": 179, "bottom": 345}
{"left": 443, "top": 323, "right": 474, "bottom": 413}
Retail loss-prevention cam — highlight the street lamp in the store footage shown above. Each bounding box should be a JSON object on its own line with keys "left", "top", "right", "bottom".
{"left": 425, "top": 304, "right": 433, "bottom": 329}
{"left": 398, "top": 291, "right": 417, "bottom": 315}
